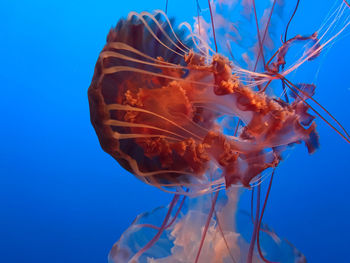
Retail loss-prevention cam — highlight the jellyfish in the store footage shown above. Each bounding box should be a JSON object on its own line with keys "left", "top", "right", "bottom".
{"left": 88, "top": 1, "right": 350, "bottom": 262}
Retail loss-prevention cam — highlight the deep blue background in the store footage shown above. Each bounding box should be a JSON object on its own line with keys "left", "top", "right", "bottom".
{"left": 1, "top": 1, "right": 350, "bottom": 262}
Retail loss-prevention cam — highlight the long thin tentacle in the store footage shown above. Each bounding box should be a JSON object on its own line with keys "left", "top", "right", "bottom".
{"left": 214, "top": 208, "right": 237, "bottom": 263}
{"left": 257, "top": 168, "right": 277, "bottom": 263}
{"left": 194, "top": 191, "right": 219, "bottom": 263}
{"left": 281, "top": 0, "right": 300, "bottom": 102}
{"left": 253, "top": 0, "right": 276, "bottom": 72}
{"left": 252, "top": 0, "right": 267, "bottom": 69}
{"left": 283, "top": 0, "right": 300, "bottom": 43}
{"left": 208, "top": 0, "right": 218, "bottom": 52}
{"left": 130, "top": 194, "right": 180, "bottom": 262}
{"left": 344, "top": 0, "right": 350, "bottom": 8}
{"left": 247, "top": 183, "right": 261, "bottom": 263}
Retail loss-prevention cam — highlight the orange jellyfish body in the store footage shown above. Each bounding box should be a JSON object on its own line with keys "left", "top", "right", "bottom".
{"left": 88, "top": 11, "right": 318, "bottom": 192}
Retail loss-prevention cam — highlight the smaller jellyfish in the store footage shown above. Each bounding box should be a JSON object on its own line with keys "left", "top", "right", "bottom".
{"left": 88, "top": 1, "right": 350, "bottom": 262}
{"left": 108, "top": 188, "right": 306, "bottom": 263}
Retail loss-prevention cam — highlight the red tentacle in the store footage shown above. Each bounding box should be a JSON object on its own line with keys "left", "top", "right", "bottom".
{"left": 257, "top": 169, "right": 277, "bottom": 263}
{"left": 194, "top": 191, "right": 219, "bottom": 263}
{"left": 247, "top": 183, "right": 261, "bottom": 263}
{"left": 208, "top": 0, "right": 218, "bottom": 52}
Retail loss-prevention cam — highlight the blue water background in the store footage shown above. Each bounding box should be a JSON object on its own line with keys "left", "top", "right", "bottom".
{"left": 1, "top": 0, "right": 350, "bottom": 262}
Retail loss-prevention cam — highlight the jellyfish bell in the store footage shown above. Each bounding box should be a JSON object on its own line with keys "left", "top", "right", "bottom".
{"left": 88, "top": 10, "right": 320, "bottom": 195}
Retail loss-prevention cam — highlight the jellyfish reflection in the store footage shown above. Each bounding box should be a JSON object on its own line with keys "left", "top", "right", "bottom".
{"left": 88, "top": 1, "right": 350, "bottom": 262}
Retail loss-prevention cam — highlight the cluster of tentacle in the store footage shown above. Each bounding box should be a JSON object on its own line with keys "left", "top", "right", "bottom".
{"left": 88, "top": 11, "right": 319, "bottom": 193}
